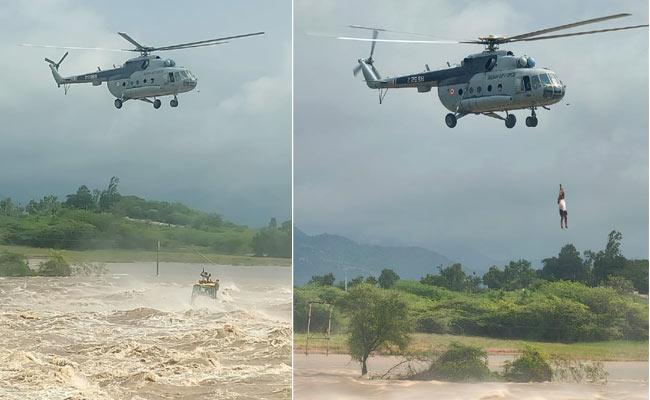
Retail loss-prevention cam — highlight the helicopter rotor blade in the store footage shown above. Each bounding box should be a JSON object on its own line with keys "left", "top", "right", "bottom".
{"left": 117, "top": 32, "right": 147, "bottom": 51}
{"left": 505, "top": 13, "right": 632, "bottom": 41}
{"left": 369, "top": 29, "right": 378, "bottom": 60}
{"left": 151, "top": 32, "right": 264, "bottom": 51}
{"left": 508, "top": 24, "right": 649, "bottom": 43}
{"left": 338, "top": 36, "right": 463, "bottom": 44}
{"left": 353, "top": 64, "right": 362, "bottom": 76}
{"left": 20, "top": 43, "right": 129, "bottom": 52}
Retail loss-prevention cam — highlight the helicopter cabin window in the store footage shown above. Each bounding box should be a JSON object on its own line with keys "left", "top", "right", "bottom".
{"left": 497, "top": 83, "right": 503, "bottom": 92}
{"left": 469, "top": 87, "right": 474, "bottom": 94}
{"left": 168, "top": 72, "right": 175, "bottom": 83}
{"left": 477, "top": 86, "right": 482, "bottom": 94}
{"left": 144, "top": 79, "right": 147, "bottom": 83}
{"left": 522, "top": 76, "right": 531, "bottom": 91}
{"left": 539, "top": 74, "right": 551, "bottom": 86}
{"left": 458, "top": 88, "right": 463, "bottom": 95}
{"left": 487, "top": 84, "right": 492, "bottom": 92}
{"left": 136, "top": 80, "right": 139, "bottom": 85}
{"left": 122, "top": 82, "right": 126, "bottom": 87}
{"left": 531, "top": 75, "right": 541, "bottom": 89}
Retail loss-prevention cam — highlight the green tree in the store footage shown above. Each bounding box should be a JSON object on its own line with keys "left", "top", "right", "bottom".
{"left": 422, "top": 263, "right": 478, "bottom": 292}
{"left": 502, "top": 259, "right": 537, "bottom": 290}
{"left": 605, "top": 275, "right": 635, "bottom": 294}
{"left": 340, "top": 284, "right": 412, "bottom": 375}
{"left": 542, "top": 244, "right": 589, "bottom": 283}
{"left": 309, "top": 273, "right": 335, "bottom": 286}
{"left": 98, "top": 176, "right": 121, "bottom": 211}
{"left": 483, "top": 265, "right": 504, "bottom": 289}
{"left": 65, "top": 185, "right": 95, "bottom": 210}
{"left": 378, "top": 268, "right": 400, "bottom": 289}
{"left": 0, "top": 197, "right": 22, "bottom": 216}
{"left": 590, "top": 231, "right": 627, "bottom": 284}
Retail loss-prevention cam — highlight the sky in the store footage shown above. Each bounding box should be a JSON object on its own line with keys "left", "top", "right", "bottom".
{"left": 294, "top": 0, "right": 649, "bottom": 264}
{"left": 0, "top": 0, "right": 291, "bottom": 227}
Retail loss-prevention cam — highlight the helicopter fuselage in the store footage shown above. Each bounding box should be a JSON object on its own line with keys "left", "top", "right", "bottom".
{"left": 359, "top": 50, "right": 565, "bottom": 119}
{"left": 49, "top": 54, "right": 197, "bottom": 107}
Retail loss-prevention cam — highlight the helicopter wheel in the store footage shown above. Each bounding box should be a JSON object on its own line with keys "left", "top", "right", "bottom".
{"left": 114, "top": 99, "right": 123, "bottom": 109}
{"left": 445, "top": 113, "right": 457, "bottom": 128}
{"left": 525, "top": 116, "right": 538, "bottom": 127}
{"left": 153, "top": 99, "right": 161, "bottom": 109}
{"left": 505, "top": 114, "right": 516, "bottom": 129}
{"left": 170, "top": 99, "right": 179, "bottom": 108}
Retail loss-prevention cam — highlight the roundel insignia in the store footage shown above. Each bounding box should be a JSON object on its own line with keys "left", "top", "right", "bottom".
{"left": 448, "top": 87, "right": 455, "bottom": 95}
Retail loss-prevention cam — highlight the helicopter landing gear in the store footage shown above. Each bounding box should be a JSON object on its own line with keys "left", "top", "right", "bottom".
{"left": 505, "top": 113, "right": 516, "bottom": 129}
{"left": 153, "top": 99, "right": 161, "bottom": 109}
{"left": 525, "top": 109, "right": 538, "bottom": 127}
{"left": 445, "top": 113, "right": 457, "bottom": 128}
{"left": 114, "top": 99, "right": 123, "bottom": 109}
{"left": 170, "top": 95, "right": 179, "bottom": 108}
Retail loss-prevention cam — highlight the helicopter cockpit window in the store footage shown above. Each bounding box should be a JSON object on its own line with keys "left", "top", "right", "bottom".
{"left": 549, "top": 74, "right": 561, "bottom": 86}
{"left": 168, "top": 72, "right": 175, "bottom": 83}
{"left": 539, "top": 74, "right": 551, "bottom": 86}
{"left": 531, "top": 75, "right": 541, "bottom": 89}
{"left": 523, "top": 76, "right": 531, "bottom": 91}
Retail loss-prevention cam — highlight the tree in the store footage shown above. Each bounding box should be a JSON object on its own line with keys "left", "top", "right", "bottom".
{"left": 25, "top": 195, "right": 60, "bottom": 216}
{"left": 348, "top": 275, "right": 364, "bottom": 287}
{"left": 309, "top": 273, "right": 335, "bottom": 286}
{"left": 542, "top": 244, "right": 589, "bottom": 283}
{"left": 483, "top": 265, "right": 504, "bottom": 289}
{"left": 340, "top": 284, "right": 412, "bottom": 375}
{"left": 65, "top": 185, "right": 95, "bottom": 210}
{"left": 98, "top": 176, "right": 121, "bottom": 211}
{"left": 251, "top": 218, "right": 291, "bottom": 258}
{"left": 502, "top": 259, "right": 537, "bottom": 290}
{"left": 378, "top": 268, "right": 400, "bottom": 289}
{"left": 0, "top": 198, "right": 22, "bottom": 216}
{"left": 591, "top": 231, "right": 627, "bottom": 284}
{"left": 421, "top": 263, "right": 476, "bottom": 292}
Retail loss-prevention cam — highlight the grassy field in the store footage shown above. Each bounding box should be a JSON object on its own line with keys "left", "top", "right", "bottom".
{"left": 0, "top": 244, "right": 291, "bottom": 267}
{"left": 294, "top": 333, "right": 648, "bottom": 361}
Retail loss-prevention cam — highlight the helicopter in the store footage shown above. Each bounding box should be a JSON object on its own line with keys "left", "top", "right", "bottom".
{"left": 340, "top": 13, "right": 647, "bottom": 128}
{"left": 21, "top": 31, "right": 264, "bottom": 109}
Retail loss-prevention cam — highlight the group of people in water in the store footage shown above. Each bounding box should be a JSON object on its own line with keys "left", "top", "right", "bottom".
{"left": 199, "top": 268, "right": 216, "bottom": 284}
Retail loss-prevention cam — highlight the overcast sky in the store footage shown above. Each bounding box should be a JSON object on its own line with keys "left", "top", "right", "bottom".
{"left": 294, "top": 0, "right": 649, "bottom": 264}
{"left": 0, "top": 0, "right": 290, "bottom": 227}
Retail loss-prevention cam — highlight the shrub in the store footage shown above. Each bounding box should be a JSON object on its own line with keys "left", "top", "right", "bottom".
{"left": 502, "top": 346, "right": 553, "bottom": 382}
{"left": 37, "top": 253, "right": 71, "bottom": 276}
{"left": 412, "top": 342, "right": 493, "bottom": 382}
{"left": 0, "top": 252, "right": 32, "bottom": 277}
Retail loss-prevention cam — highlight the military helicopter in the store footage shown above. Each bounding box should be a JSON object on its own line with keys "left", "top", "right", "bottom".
{"left": 21, "top": 31, "right": 264, "bottom": 109}
{"left": 340, "top": 13, "right": 647, "bottom": 128}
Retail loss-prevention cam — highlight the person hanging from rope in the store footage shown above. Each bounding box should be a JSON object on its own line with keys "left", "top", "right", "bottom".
{"left": 558, "top": 184, "right": 568, "bottom": 229}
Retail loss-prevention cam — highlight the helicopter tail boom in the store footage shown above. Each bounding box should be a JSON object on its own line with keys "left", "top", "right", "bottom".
{"left": 357, "top": 59, "right": 384, "bottom": 88}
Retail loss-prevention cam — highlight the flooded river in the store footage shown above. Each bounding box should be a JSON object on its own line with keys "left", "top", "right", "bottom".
{"left": 0, "top": 263, "right": 292, "bottom": 399}
{"left": 294, "top": 354, "right": 648, "bottom": 400}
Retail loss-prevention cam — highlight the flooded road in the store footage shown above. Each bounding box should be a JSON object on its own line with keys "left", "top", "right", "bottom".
{"left": 0, "top": 262, "right": 291, "bottom": 399}
{"left": 294, "top": 354, "right": 648, "bottom": 400}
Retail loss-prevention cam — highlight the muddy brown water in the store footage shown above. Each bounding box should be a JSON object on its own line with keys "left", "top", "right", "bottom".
{"left": 294, "top": 354, "right": 648, "bottom": 400}
{"left": 0, "top": 263, "right": 291, "bottom": 399}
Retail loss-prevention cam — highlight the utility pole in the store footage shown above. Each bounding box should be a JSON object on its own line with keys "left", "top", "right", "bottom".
{"left": 156, "top": 240, "right": 160, "bottom": 277}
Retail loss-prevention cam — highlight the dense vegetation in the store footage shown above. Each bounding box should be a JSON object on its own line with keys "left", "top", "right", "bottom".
{"left": 0, "top": 177, "right": 290, "bottom": 258}
{"left": 295, "top": 231, "right": 648, "bottom": 344}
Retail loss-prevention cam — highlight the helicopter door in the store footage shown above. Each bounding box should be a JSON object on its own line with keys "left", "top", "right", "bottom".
{"left": 168, "top": 72, "right": 175, "bottom": 83}
{"left": 522, "top": 76, "right": 532, "bottom": 92}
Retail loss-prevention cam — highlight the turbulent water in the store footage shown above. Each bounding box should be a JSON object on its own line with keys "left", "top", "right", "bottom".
{"left": 0, "top": 263, "right": 292, "bottom": 400}
{"left": 295, "top": 354, "right": 649, "bottom": 400}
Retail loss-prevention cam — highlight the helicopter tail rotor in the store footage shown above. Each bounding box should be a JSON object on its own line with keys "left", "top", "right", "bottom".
{"left": 351, "top": 26, "right": 381, "bottom": 77}
{"left": 44, "top": 51, "right": 68, "bottom": 71}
